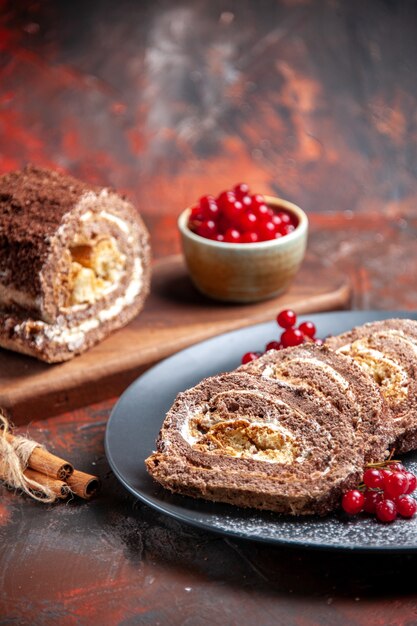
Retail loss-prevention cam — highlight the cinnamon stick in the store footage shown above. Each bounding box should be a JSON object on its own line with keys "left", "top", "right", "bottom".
{"left": 24, "top": 468, "right": 70, "bottom": 500}
{"left": 67, "top": 469, "right": 101, "bottom": 499}
{"left": 6, "top": 432, "right": 73, "bottom": 480}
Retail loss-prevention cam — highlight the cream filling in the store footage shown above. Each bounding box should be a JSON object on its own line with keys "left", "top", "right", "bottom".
{"left": 208, "top": 389, "right": 316, "bottom": 429}
{"left": 80, "top": 209, "right": 93, "bottom": 222}
{"left": 69, "top": 237, "right": 127, "bottom": 306}
{"left": 181, "top": 389, "right": 329, "bottom": 465}
{"left": 283, "top": 358, "right": 350, "bottom": 391}
{"left": 99, "top": 210, "right": 130, "bottom": 234}
{"left": 185, "top": 416, "right": 299, "bottom": 464}
{"left": 337, "top": 341, "right": 409, "bottom": 404}
{"left": 181, "top": 390, "right": 302, "bottom": 443}
{"left": 53, "top": 203, "right": 134, "bottom": 313}
{"left": 264, "top": 358, "right": 350, "bottom": 391}
{"left": 69, "top": 206, "right": 132, "bottom": 305}
{"left": 14, "top": 257, "right": 143, "bottom": 352}
{"left": 78, "top": 207, "right": 133, "bottom": 238}
{"left": 263, "top": 358, "right": 359, "bottom": 408}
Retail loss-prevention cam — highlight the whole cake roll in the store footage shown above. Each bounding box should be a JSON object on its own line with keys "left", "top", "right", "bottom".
{"left": 238, "top": 343, "right": 392, "bottom": 463}
{"left": 0, "top": 166, "right": 151, "bottom": 362}
{"left": 326, "top": 319, "right": 417, "bottom": 454}
{"left": 146, "top": 372, "right": 364, "bottom": 516}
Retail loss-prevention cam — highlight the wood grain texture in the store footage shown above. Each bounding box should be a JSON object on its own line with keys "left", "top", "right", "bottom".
{"left": 0, "top": 254, "right": 350, "bottom": 423}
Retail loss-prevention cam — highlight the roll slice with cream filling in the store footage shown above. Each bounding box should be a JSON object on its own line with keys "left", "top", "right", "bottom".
{"left": 146, "top": 372, "right": 364, "bottom": 516}
{"left": 326, "top": 319, "right": 417, "bottom": 454}
{"left": 0, "top": 165, "right": 151, "bottom": 362}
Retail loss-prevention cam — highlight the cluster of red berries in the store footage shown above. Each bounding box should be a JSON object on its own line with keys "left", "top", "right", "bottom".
{"left": 241, "top": 309, "right": 322, "bottom": 364}
{"left": 188, "top": 183, "right": 298, "bottom": 243}
{"left": 342, "top": 461, "right": 417, "bottom": 523}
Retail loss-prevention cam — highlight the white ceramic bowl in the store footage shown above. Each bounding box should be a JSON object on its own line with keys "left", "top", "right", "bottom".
{"left": 178, "top": 196, "right": 308, "bottom": 303}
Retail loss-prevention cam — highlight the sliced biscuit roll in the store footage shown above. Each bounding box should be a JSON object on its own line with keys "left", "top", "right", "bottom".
{"left": 239, "top": 344, "right": 392, "bottom": 462}
{"left": 0, "top": 166, "right": 151, "bottom": 362}
{"left": 146, "top": 372, "right": 363, "bottom": 516}
{"left": 326, "top": 319, "right": 417, "bottom": 453}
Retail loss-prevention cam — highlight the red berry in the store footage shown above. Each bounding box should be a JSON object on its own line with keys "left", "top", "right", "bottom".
{"left": 241, "top": 351, "right": 261, "bottom": 364}
{"left": 279, "top": 224, "right": 296, "bottom": 236}
{"left": 389, "top": 462, "right": 405, "bottom": 473}
{"left": 199, "top": 194, "right": 214, "bottom": 208}
{"left": 277, "top": 309, "right": 297, "bottom": 329}
{"left": 188, "top": 207, "right": 205, "bottom": 231}
{"left": 342, "top": 489, "right": 365, "bottom": 515}
{"left": 384, "top": 472, "right": 409, "bottom": 498}
{"left": 224, "top": 200, "right": 244, "bottom": 223}
{"left": 363, "top": 468, "right": 384, "bottom": 489}
{"left": 239, "top": 211, "right": 258, "bottom": 232}
{"left": 258, "top": 220, "right": 277, "bottom": 241}
{"left": 380, "top": 469, "right": 393, "bottom": 484}
{"left": 266, "top": 341, "right": 281, "bottom": 351}
{"left": 224, "top": 228, "right": 241, "bottom": 243}
{"left": 404, "top": 472, "right": 417, "bottom": 494}
{"left": 277, "top": 211, "right": 291, "bottom": 225}
{"left": 298, "top": 321, "right": 316, "bottom": 338}
{"left": 254, "top": 203, "right": 273, "bottom": 220}
{"left": 202, "top": 202, "right": 219, "bottom": 220}
{"left": 217, "top": 190, "right": 236, "bottom": 208}
{"left": 251, "top": 193, "right": 266, "bottom": 208}
{"left": 208, "top": 204, "right": 220, "bottom": 219}
{"left": 363, "top": 490, "right": 384, "bottom": 514}
{"left": 199, "top": 195, "right": 218, "bottom": 217}
{"left": 196, "top": 220, "right": 217, "bottom": 239}
{"left": 190, "top": 205, "right": 204, "bottom": 220}
{"left": 240, "top": 231, "right": 259, "bottom": 243}
{"left": 241, "top": 195, "right": 253, "bottom": 208}
{"left": 215, "top": 234, "right": 225, "bottom": 242}
{"left": 396, "top": 495, "right": 417, "bottom": 518}
{"left": 271, "top": 212, "right": 282, "bottom": 223}
{"left": 281, "top": 328, "right": 304, "bottom": 348}
{"left": 375, "top": 499, "right": 397, "bottom": 523}
{"left": 233, "top": 183, "right": 250, "bottom": 198}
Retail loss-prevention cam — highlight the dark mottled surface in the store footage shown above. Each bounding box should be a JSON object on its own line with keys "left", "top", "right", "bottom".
{"left": 3, "top": 405, "right": 417, "bottom": 626}
{"left": 1, "top": 0, "right": 417, "bottom": 623}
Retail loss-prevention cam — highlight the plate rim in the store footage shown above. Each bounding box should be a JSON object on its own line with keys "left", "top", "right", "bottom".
{"left": 105, "top": 309, "right": 417, "bottom": 552}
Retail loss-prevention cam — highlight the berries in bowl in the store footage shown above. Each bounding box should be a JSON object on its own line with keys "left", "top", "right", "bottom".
{"left": 178, "top": 184, "right": 308, "bottom": 302}
{"left": 188, "top": 183, "right": 299, "bottom": 243}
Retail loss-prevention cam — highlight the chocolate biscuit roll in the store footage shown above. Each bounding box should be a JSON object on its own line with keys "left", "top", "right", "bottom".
{"left": 146, "top": 372, "right": 363, "bottom": 516}
{"left": 0, "top": 166, "right": 151, "bottom": 362}
{"left": 326, "top": 319, "right": 417, "bottom": 454}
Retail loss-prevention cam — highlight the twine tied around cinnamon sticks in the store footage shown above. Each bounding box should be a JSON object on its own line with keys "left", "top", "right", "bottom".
{"left": 0, "top": 414, "right": 100, "bottom": 502}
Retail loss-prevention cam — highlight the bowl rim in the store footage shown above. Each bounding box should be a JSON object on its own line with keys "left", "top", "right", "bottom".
{"left": 177, "top": 195, "right": 308, "bottom": 250}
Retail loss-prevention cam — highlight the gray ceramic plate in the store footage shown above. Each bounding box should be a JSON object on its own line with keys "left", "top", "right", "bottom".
{"left": 105, "top": 310, "right": 417, "bottom": 551}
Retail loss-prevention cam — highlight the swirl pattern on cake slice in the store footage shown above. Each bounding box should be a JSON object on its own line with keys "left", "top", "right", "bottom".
{"left": 239, "top": 343, "right": 392, "bottom": 463}
{"left": 146, "top": 372, "right": 364, "bottom": 516}
{"left": 326, "top": 319, "right": 417, "bottom": 453}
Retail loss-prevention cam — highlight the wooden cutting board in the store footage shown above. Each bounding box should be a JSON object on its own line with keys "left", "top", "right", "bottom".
{"left": 0, "top": 254, "right": 350, "bottom": 423}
